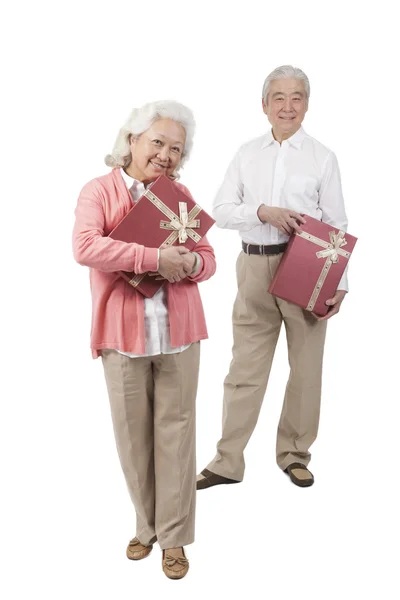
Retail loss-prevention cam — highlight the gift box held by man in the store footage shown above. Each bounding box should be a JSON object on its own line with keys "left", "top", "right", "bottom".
{"left": 268, "top": 215, "right": 357, "bottom": 316}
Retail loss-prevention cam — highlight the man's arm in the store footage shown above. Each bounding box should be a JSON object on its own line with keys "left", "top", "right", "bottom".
{"left": 319, "top": 151, "right": 349, "bottom": 292}
{"left": 315, "top": 151, "right": 349, "bottom": 321}
{"left": 212, "top": 150, "right": 262, "bottom": 231}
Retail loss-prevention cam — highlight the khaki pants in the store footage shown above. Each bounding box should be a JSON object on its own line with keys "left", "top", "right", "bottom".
{"left": 101, "top": 342, "right": 200, "bottom": 549}
{"left": 207, "top": 252, "right": 327, "bottom": 480}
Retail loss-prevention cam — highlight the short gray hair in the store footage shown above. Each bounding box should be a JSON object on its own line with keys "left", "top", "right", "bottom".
{"left": 262, "top": 65, "right": 310, "bottom": 103}
{"left": 105, "top": 100, "right": 195, "bottom": 172}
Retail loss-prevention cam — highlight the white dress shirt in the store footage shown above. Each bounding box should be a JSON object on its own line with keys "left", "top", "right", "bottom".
{"left": 117, "top": 169, "right": 193, "bottom": 357}
{"left": 212, "top": 127, "right": 349, "bottom": 291}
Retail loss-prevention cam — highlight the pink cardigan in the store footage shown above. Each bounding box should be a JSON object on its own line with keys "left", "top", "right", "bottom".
{"left": 73, "top": 168, "right": 216, "bottom": 358}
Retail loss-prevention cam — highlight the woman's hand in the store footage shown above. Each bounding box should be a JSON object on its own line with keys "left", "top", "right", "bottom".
{"left": 149, "top": 251, "right": 196, "bottom": 282}
{"left": 182, "top": 253, "right": 196, "bottom": 275}
{"left": 158, "top": 246, "right": 189, "bottom": 283}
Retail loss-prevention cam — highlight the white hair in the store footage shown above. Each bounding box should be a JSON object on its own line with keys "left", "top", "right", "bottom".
{"left": 262, "top": 65, "right": 310, "bottom": 103}
{"left": 105, "top": 100, "right": 195, "bottom": 173}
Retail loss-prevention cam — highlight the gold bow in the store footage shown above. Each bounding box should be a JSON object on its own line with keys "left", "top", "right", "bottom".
{"left": 144, "top": 190, "right": 201, "bottom": 245}
{"left": 160, "top": 201, "right": 201, "bottom": 243}
{"left": 127, "top": 190, "right": 202, "bottom": 289}
{"left": 315, "top": 230, "right": 347, "bottom": 263}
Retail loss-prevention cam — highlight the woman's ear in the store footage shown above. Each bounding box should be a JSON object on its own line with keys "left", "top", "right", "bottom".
{"left": 129, "top": 133, "right": 139, "bottom": 146}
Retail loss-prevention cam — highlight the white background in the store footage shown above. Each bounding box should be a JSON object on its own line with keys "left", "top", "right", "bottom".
{"left": 1, "top": 1, "right": 399, "bottom": 598}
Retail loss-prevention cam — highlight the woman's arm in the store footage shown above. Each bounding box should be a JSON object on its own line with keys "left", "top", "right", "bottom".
{"left": 186, "top": 234, "right": 216, "bottom": 283}
{"left": 72, "top": 179, "right": 158, "bottom": 274}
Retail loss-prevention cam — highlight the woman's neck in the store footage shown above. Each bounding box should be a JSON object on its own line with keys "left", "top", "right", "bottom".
{"left": 124, "top": 164, "right": 144, "bottom": 182}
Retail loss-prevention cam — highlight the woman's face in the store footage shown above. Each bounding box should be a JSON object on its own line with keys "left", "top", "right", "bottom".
{"left": 128, "top": 118, "right": 186, "bottom": 183}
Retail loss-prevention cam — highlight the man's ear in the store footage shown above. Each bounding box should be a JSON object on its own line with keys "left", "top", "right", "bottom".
{"left": 262, "top": 99, "right": 268, "bottom": 115}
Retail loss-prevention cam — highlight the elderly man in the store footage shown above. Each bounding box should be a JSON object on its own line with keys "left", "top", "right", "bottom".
{"left": 198, "top": 65, "right": 348, "bottom": 489}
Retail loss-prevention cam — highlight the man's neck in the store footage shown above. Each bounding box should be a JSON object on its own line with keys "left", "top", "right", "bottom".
{"left": 272, "top": 125, "right": 301, "bottom": 144}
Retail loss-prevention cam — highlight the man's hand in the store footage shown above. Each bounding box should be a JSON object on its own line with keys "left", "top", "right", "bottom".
{"left": 182, "top": 252, "right": 196, "bottom": 275}
{"left": 257, "top": 205, "right": 306, "bottom": 235}
{"left": 315, "top": 290, "right": 347, "bottom": 321}
{"left": 158, "top": 246, "right": 189, "bottom": 283}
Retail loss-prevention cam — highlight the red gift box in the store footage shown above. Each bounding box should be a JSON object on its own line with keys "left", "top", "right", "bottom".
{"left": 109, "top": 175, "right": 215, "bottom": 298}
{"left": 268, "top": 216, "right": 357, "bottom": 316}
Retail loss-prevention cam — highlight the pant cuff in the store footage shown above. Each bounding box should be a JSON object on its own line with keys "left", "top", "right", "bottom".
{"left": 205, "top": 460, "right": 244, "bottom": 482}
{"left": 159, "top": 537, "right": 195, "bottom": 550}
{"left": 278, "top": 455, "right": 311, "bottom": 472}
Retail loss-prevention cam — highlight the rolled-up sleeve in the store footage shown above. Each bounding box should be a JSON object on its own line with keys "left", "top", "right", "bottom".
{"left": 212, "top": 150, "right": 262, "bottom": 231}
{"left": 186, "top": 235, "right": 216, "bottom": 283}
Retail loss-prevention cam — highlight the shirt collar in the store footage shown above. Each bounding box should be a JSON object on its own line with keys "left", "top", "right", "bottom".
{"left": 261, "top": 126, "right": 306, "bottom": 149}
{"left": 120, "top": 168, "right": 145, "bottom": 191}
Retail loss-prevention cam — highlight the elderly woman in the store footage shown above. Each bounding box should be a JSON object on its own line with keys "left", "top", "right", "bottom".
{"left": 72, "top": 100, "right": 216, "bottom": 580}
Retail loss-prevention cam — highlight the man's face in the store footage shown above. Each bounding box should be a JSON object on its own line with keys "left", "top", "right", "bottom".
{"left": 262, "top": 78, "right": 308, "bottom": 138}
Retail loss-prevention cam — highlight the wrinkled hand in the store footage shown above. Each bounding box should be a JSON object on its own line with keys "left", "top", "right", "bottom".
{"left": 182, "top": 252, "right": 196, "bottom": 275}
{"left": 314, "top": 290, "right": 347, "bottom": 321}
{"left": 149, "top": 250, "right": 195, "bottom": 282}
{"left": 257, "top": 205, "right": 306, "bottom": 235}
{"left": 158, "top": 245, "right": 189, "bottom": 283}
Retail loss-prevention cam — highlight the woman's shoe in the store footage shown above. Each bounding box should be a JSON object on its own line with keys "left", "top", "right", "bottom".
{"left": 162, "top": 547, "right": 189, "bottom": 579}
{"left": 126, "top": 537, "right": 153, "bottom": 560}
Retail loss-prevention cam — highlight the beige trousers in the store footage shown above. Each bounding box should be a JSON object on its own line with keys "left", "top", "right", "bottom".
{"left": 101, "top": 342, "right": 200, "bottom": 549}
{"left": 207, "top": 252, "right": 327, "bottom": 480}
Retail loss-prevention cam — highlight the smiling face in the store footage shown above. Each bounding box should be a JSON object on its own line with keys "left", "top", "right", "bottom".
{"left": 262, "top": 78, "right": 308, "bottom": 141}
{"left": 126, "top": 118, "right": 186, "bottom": 184}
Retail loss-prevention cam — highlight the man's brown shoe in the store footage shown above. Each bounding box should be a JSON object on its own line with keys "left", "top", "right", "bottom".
{"left": 284, "top": 463, "right": 314, "bottom": 487}
{"left": 126, "top": 537, "right": 153, "bottom": 560}
{"left": 162, "top": 547, "right": 189, "bottom": 580}
{"left": 196, "top": 468, "right": 240, "bottom": 490}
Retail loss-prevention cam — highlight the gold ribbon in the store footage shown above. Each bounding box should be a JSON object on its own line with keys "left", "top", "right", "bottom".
{"left": 144, "top": 190, "right": 201, "bottom": 244}
{"left": 128, "top": 189, "right": 202, "bottom": 288}
{"left": 295, "top": 229, "right": 351, "bottom": 311}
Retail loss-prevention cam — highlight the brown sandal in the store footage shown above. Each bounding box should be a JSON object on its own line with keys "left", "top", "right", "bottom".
{"left": 284, "top": 463, "right": 314, "bottom": 487}
{"left": 196, "top": 468, "right": 240, "bottom": 490}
